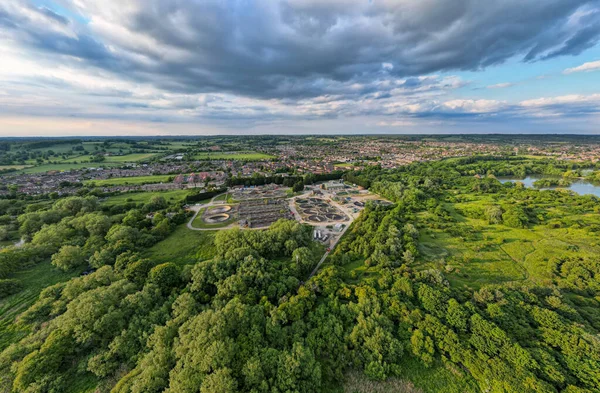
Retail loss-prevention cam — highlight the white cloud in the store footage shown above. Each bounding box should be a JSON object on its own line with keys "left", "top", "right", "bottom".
{"left": 563, "top": 60, "right": 600, "bottom": 74}
{"left": 375, "top": 120, "right": 417, "bottom": 127}
{"left": 487, "top": 82, "right": 514, "bottom": 89}
{"left": 442, "top": 99, "right": 505, "bottom": 113}
{"left": 520, "top": 94, "right": 600, "bottom": 107}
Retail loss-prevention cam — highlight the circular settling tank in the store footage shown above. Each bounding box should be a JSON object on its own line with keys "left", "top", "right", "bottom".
{"left": 208, "top": 205, "right": 232, "bottom": 214}
{"left": 205, "top": 213, "right": 230, "bottom": 223}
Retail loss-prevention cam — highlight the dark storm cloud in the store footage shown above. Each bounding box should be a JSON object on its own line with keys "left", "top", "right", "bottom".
{"left": 0, "top": 2, "right": 117, "bottom": 67}
{"left": 1, "top": 0, "right": 599, "bottom": 102}
{"left": 38, "top": 7, "right": 69, "bottom": 25}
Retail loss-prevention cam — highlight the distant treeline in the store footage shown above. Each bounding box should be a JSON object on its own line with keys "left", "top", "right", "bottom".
{"left": 24, "top": 139, "right": 83, "bottom": 150}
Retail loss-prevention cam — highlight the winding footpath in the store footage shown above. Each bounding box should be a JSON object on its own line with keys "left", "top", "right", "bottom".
{"left": 307, "top": 222, "right": 351, "bottom": 280}
{"left": 186, "top": 193, "right": 238, "bottom": 231}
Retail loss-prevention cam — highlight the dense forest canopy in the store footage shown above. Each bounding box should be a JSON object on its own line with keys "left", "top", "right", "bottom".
{"left": 0, "top": 156, "right": 599, "bottom": 393}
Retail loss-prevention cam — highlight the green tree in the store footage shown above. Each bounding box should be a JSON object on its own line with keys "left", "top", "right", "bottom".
{"left": 149, "top": 263, "right": 181, "bottom": 290}
{"left": 200, "top": 368, "right": 237, "bottom": 393}
{"left": 51, "top": 245, "right": 86, "bottom": 271}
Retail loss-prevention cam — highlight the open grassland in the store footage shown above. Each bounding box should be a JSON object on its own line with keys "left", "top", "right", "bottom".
{"left": 101, "top": 189, "right": 191, "bottom": 206}
{"left": 85, "top": 175, "right": 173, "bottom": 186}
{"left": 334, "top": 162, "right": 357, "bottom": 168}
{"left": 0, "top": 165, "right": 31, "bottom": 171}
{"left": 384, "top": 357, "right": 478, "bottom": 393}
{"left": 326, "top": 337, "right": 479, "bottom": 392}
{"left": 163, "top": 142, "right": 198, "bottom": 150}
{"left": 333, "top": 186, "right": 600, "bottom": 293}
{"left": 192, "top": 151, "right": 275, "bottom": 160}
{"left": 416, "top": 197, "right": 600, "bottom": 290}
{"left": 27, "top": 142, "right": 82, "bottom": 154}
{"left": 14, "top": 152, "right": 158, "bottom": 174}
{"left": 143, "top": 225, "right": 216, "bottom": 265}
{"left": 17, "top": 162, "right": 122, "bottom": 174}
{"left": 0, "top": 261, "right": 79, "bottom": 351}
{"left": 100, "top": 153, "right": 158, "bottom": 162}
{"left": 82, "top": 142, "right": 150, "bottom": 154}
{"left": 59, "top": 153, "right": 157, "bottom": 164}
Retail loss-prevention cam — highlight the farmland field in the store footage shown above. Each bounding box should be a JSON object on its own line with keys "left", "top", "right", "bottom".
{"left": 101, "top": 189, "right": 192, "bottom": 206}
{"left": 16, "top": 162, "right": 122, "bottom": 174}
{"left": 84, "top": 175, "right": 173, "bottom": 186}
{"left": 59, "top": 153, "right": 158, "bottom": 164}
{"left": 191, "top": 151, "right": 275, "bottom": 160}
{"left": 0, "top": 165, "right": 30, "bottom": 171}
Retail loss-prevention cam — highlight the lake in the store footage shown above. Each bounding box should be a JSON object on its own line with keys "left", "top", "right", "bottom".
{"left": 498, "top": 176, "right": 600, "bottom": 197}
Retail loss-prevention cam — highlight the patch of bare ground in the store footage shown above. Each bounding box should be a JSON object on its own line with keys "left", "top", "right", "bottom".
{"left": 343, "top": 371, "right": 423, "bottom": 393}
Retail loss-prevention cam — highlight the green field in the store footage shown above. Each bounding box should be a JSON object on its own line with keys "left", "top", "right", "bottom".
{"left": 101, "top": 189, "right": 191, "bottom": 206}
{"left": 416, "top": 196, "right": 600, "bottom": 290}
{"left": 0, "top": 261, "right": 79, "bottom": 351}
{"left": 163, "top": 142, "right": 198, "bottom": 150}
{"left": 28, "top": 142, "right": 83, "bottom": 154}
{"left": 191, "top": 151, "right": 275, "bottom": 160}
{"left": 0, "top": 165, "right": 31, "bottom": 171}
{"left": 17, "top": 162, "right": 122, "bottom": 174}
{"left": 59, "top": 153, "right": 157, "bottom": 164}
{"left": 330, "top": 182, "right": 600, "bottom": 293}
{"left": 398, "top": 359, "right": 478, "bottom": 393}
{"left": 84, "top": 175, "right": 173, "bottom": 186}
{"left": 143, "top": 225, "right": 216, "bottom": 266}
{"left": 334, "top": 163, "right": 357, "bottom": 168}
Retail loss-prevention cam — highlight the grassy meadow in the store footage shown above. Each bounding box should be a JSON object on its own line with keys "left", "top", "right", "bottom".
{"left": 143, "top": 225, "right": 217, "bottom": 266}
{"left": 17, "top": 162, "right": 122, "bottom": 174}
{"left": 85, "top": 175, "right": 173, "bottom": 186}
{"left": 192, "top": 151, "right": 275, "bottom": 160}
{"left": 0, "top": 261, "right": 80, "bottom": 351}
{"left": 59, "top": 153, "right": 158, "bottom": 164}
{"left": 101, "top": 189, "right": 192, "bottom": 206}
{"left": 416, "top": 195, "right": 600, "bottom": 290}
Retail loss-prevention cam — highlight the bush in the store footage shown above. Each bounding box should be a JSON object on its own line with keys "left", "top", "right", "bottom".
{"left": 148, "top": 262, "right": 181, "bottom": 289}
{"left": 51, "top": 245, "right": 86, "bottom": 271}
{"left": 0, "top": 278, "right": 23, "bottom": 298}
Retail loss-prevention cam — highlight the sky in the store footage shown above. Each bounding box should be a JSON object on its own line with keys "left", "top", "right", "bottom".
{"left": 0, "top": 0, "right": 600, "bottom": 136}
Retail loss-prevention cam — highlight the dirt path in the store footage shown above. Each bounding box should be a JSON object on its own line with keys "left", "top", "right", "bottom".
{"left": 188, "top": 189, "right": 362, "bottom": 279}
{"left": 307, "top": 222, "right": 350, "bottom": 280}
{"left": 498, "top": 245, "right": 530, "bottom": 280}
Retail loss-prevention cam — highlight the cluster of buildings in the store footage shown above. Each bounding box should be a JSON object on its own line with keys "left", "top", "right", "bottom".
{"left": 6, "top": 137, "right": 600, "bottom": 197}
{"left": 173, "top": 172, "right": 225, "bottom": 185}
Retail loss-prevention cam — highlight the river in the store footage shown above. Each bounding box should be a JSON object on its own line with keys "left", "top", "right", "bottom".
{"left": 498, "top": 176, "right": 600, "bottom": 197}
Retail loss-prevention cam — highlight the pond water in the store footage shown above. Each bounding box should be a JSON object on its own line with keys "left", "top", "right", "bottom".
{"left": 498, "top": 176, "right": 600, "bottom": 197}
